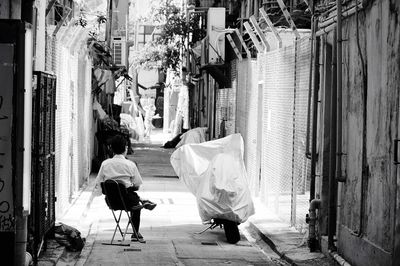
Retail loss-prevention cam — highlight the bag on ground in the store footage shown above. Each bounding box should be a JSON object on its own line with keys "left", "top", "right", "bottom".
{"left": 54, "top": 222, "right": 85, "bottom": 252}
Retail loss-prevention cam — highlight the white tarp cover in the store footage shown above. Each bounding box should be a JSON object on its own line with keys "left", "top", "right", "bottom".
{"left": 170, "top": 133, "right": 255, "bottom": 223}
{"left": 176, "top": 127, "right": 208, "bottom": 148}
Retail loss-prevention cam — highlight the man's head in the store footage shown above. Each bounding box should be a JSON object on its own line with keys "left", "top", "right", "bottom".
{"left": 111, "top": 135, "right": 127, "bottom": 155}
{"left": 181, "top": 67, "right": 188, "bottom": 82}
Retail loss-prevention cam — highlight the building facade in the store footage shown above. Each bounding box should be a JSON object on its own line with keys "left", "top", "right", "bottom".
{"left": 0, "top": 0, "right": 94, "bottom": 264}
{"left": 185, "top": 0, "right": 400, "bottom": 265}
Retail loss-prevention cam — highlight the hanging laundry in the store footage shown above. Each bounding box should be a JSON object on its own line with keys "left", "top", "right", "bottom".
{"left": 93, "top": 98, "right": 107, "bottom": 120}
{"left": 93, "top": 68, "right": 116, "bottom": 94}
{"left": 173, "top": 84, "right": 189, "bottom": 136}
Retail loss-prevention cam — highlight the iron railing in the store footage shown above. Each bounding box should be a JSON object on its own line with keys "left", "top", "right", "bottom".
{"left": 29, "top": 71, "right": 57, "bottom": 263}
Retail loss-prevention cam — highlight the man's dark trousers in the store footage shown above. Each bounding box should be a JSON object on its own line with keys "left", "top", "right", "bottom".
{"left": 126, "top": 187, "right": 141, "bottom": 233}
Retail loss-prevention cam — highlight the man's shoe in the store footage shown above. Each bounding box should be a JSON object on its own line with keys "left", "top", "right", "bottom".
{"left": 131, "top": 232, "right": 144, "bottom": 242}
{"left": 142, "top": 202, "right": 157, "bottom": 210}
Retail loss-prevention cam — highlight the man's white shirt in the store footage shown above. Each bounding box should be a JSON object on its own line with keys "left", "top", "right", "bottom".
{"left": 94, "top": 154, "right": 143, "bottom": 196}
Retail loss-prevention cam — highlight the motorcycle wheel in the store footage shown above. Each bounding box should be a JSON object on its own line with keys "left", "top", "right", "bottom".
{"left": 222, "top": 220, "right": 240, "bottom": 244}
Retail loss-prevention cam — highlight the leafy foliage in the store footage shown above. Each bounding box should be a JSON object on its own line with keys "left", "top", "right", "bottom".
{"left": 134, "top": 0, "right": 188, "bottom": 72}
{"left": 131, "top": 42, "right": 165, "bottom": 69}
{"left": 97, "top": 14, "right": 107, "bottom": 25}
{"left": 88, "top": 14, "right": 107, "bottom": 39}
{"left": 77, "top": 15, "right": 88, "bottom": 28}
{"left": 75, "top": 7, "right": 107, "bottom": 40}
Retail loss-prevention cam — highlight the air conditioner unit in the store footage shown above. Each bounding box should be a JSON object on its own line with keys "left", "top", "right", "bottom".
{"left": 112, "top": 37, "right": 126, "bottom": 66}
{"left": 207, "top": 8, "right": 226, "bottom": 64}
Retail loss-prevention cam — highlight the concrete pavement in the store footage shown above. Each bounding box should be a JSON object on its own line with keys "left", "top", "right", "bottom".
{"left": 81, "top": 176, "right": 277, "bottom": 266}
{"left": 37, "top": 129, "right": 333, "bottom": 266}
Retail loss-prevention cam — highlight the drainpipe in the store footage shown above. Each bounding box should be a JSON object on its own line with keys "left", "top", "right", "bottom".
{"left": 16, "top": 18, "right": 33, "bottom": 265}
{"left": 310, "top": 39, "right": 320, "bottom": 200}
{"left": 305, "top": 15, "right": 315, "bottom": 160}
{"left": 328, "top": 29, "right": 338, "bottom": 251}
{"left": 334, "top": 0, "right": 345, "bottom": 257}
{"left": 306, "top": 198, "right": 321, "bottom": 252}
{"left": 329, "top": 250, "right": 352, "bottom": 266}
{"left": 336, "top": 181, "right": 343, "bottom": 247}
{"left": 307, "top": 13, "right": 321, "bottom": 252}
{"left": 352, "top": 0, "right": 368, "bottom": 238}
{"left": 318, "top": 2, "right": 363, "bottom": 29}
{"left": 106, "top": 0, "right": 113, "bottom": 49}
{"left": 315, "top": 2, "right": 364, "bottom": 37}
{"left": 310, "top": 17, "right": 320, "bottom": 202}
{"left": 336, "top": 0, "right": 345, "bottom": 183}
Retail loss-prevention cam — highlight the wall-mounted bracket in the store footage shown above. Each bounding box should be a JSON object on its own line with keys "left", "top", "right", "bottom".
{"left": 234, "top": 29, "right": 251, "bottom": 58}
{"left": 243, "top": 21, "right": 263, "bottom": 53}
{"left": 259, "top": 8, "right": 282, "bottom": 48}
{"left": 276, "top": 0, "right": 301, "bottom": 39}
{"left": 52, "top": 6, "right": 72, "bottom": 37}
{"left": 226, "top": 34, "right": 242, "bottom": 61}
{"left": 46, "top": 0, "right": 57, "bottom": 17}
{"left": 249, "top": 15, "right": 270, "bottom": 51}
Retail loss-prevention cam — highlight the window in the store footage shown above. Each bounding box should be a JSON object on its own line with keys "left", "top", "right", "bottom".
{"left": 113, "top": 42, "right": 122, "bottom": 65}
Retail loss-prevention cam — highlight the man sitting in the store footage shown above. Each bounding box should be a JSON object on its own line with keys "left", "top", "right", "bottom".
{"left": 94, "top": 135, "right": 156, "bottom": 241}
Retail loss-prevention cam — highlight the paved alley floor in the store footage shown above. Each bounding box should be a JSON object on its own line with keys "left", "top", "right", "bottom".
{"left": 38, "top": 129, "right": 333, "bottom": 266}
{"left": 83, "top": 176, "right": 280, "bottom": 266}
{"left": 42, "top": 130, "right": 289, "bottom": 266}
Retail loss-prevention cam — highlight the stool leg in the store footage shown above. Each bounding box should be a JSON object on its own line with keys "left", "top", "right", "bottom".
{"left": 111, "top": 210, "right": 124, "bottom": 237}
{"left": 102, "top": 210, "right": 130, "bottom": 246}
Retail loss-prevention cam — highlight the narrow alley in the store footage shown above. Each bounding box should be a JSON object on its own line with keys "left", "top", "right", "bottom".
{"left": 38, "top": 130, "right": 292, "bottom": 266}
{"left": 2, "top": 1, "right": 400, "bottom": 265}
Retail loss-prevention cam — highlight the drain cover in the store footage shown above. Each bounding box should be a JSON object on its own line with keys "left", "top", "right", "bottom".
{"left": 201, "top": 242, "right": 218, "bottom": 245}
{"left": 124, "top": 248, "right": 141, "bottom": 252}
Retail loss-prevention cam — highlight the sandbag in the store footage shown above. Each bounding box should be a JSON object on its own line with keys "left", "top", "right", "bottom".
{"left": 170, "top": 133, "right": 254, "bottom": 223}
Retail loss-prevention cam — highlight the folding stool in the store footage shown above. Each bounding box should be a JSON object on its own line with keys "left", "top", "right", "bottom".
{"left": 100, "top": 180, "right": 145, "bottom": 246}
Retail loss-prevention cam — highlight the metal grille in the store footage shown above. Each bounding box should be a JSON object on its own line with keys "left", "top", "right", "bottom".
{"left": 77, "top": 53, "right": 93, "bottom": 187}
{"left": 30, "top": 71, "right": 57, "bottom": 259}
{"left": 215, "top": 60, "right": 237, "bottom": 138}
{"left": 245, "top": 59, "right": 261, "bottom": 196}
{"left": 215, "top": 88, "right": 228, "bottom": 138}
{"left": 55, "top": 44, "right": 72, "bottom": 214}
{"left": 226, "top": 60, "right": 237, "bottom": 135}
{"left": 220, "top": 38, "right": 312, "bottom": 231}
{"left": 230, "top": 58, "right": 263, "bottom": 198}
{"left": 113, "top": 42, "right": 122, "bottom": 65}
{"left": 45, "top": 34, "right": 53, "bottom": 72}
{"left": 70, "top": 54, "right": 79, "bottom": 193}
{"left": 257, "top": 38, "right": 311, "bottom": 230}
{"left": 260, "top": 47, "right": 295, "bottom": 222}
{"left": 45, "top": 32, "right": 94, "bottom": 218}
{"left": 236, "top": 59, "right": 247, "bottom": 140}
{"left": 292, "top": 38, "right": 312, "bottom": 231}
{"left": 236, "top": 59, "right": 256, "bottom": 194}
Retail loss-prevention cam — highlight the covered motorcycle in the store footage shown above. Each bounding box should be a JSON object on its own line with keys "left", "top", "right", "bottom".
{"left": 170, "top": 133, "right": 255, "bottom": 243}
